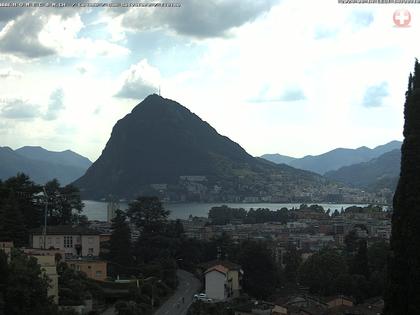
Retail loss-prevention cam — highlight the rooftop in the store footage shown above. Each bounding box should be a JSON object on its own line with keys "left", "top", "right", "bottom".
{"left": 30, "top": 225, "right": 100, "bottom": 236}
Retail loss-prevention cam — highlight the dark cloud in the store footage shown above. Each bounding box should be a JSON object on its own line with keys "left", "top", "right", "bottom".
{"left": 115, "top": 60, "right": 159, "bottom": 100}
{"left": 0, "top": 2, "right": 87, "bottom": 59}
{"left": 121, "top": 0, "right": 279, "bottom": 38}
{"left": 362, "top": 82, "right": 389, "bottom": 108}
{"left": 0, "top": 13, "right": 55, "bottom": 58}
{"left": 115, "top": 80, "right": 157, "bottom": 100}
{"left": 44, "top": 88, "right": 65, "bottom": 120}
{"left": 0, "top": 99, "right": 41, "bottom": 119}
{"left": 0, "top": 8, "right": 23, "bottom": 22}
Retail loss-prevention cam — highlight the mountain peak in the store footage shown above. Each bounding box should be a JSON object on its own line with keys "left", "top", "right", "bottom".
{"left": 73, "top": 96, "right": 324, "bottom": 201}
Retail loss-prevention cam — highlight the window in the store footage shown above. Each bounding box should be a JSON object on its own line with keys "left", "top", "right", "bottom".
{"left": 47, "top": 237, "right": 52, "bottom": 245}
{"left": 55, "top": 237, "right": 60, "bottom": 245}
{"left": 96, "top": 271, "right": 102, "bottom": 277}
{"left": 39, "top": 237, "right": 43, "bottom": 245}
{"left": 88, "top": 248, "right": 94, "bottom": 255}
{"left": 64, "top": 236, "right": 73, "bottom": 248}
{"left": 88, "top": 265, "right": 91, "bottom": 269}
{"left": 88, "top": 237, "right": 93, "bottom": 244}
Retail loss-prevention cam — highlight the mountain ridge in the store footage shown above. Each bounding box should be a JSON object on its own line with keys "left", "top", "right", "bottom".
{"left": 261, "top": 140, "right": 402, "bottom": 174}
{"left": 0, "top": 146, "right": 92, "bottom": 185}
{"left": 324, "top": 149, "right": 401, "bottom": 190}
{"left": 74, "top": 94, "right": 335, "bottom": 202}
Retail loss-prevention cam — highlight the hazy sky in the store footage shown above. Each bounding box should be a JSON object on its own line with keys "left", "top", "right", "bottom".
{"left": 0, "top": 0, "right": 416, "bottom": 161}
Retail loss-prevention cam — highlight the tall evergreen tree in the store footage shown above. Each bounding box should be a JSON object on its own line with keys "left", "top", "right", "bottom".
{"left": 109, "top": 210, "right": 133, "bottom": 277}
{"left": 0, "top": 195, "right": 27, "bottom": 247}
{"left": 351, "top": 239, "right": 369, "bottom": 279}
{"left": 384, "top": 60, "right": 420, "bottom": 314}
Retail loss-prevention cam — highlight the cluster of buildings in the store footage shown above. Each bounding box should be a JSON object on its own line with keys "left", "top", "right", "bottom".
{"left": 233, "top": 295, "right": 384, "bottom": 315}
{"left": 139, "top": 174, "right": 392, "bottom": 204}
{"left": 1, "top": 225, "right": 110, "bottom": 311}
{"left": 182, "top": 208, "right": 391, "bottom": 265}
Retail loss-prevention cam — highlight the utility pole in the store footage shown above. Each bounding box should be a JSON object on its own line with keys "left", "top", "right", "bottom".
{"left": 43, "top": 186, "right": 48, "bottom": 249}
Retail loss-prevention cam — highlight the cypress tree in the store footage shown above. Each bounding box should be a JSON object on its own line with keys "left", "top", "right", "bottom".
{"left": 384, "top": 60, "right": 420, "bottom": 314}
{"left": 109, "top": 209, "right": 133, "bottom": 277}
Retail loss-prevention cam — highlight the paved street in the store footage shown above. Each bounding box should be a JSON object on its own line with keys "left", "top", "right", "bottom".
{"left": 154, "top": 269, "right": 201, "bottom": 315}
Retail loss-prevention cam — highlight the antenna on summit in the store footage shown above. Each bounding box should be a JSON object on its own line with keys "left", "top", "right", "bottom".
{"left": 158, "top": 85, "right": 161, "bottom": 96}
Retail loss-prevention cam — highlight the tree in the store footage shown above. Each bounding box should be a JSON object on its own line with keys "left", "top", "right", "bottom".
{"left": 350, "top": 239, "right": 369, "bottom": 279}
{"left": 109, "top": 210, "right": 133, "bottom": 277}
{"left": 284, "top": 246, "right": 302, "bottom": 283}
{"left": 238, "top": 241, "right": 277, "bottom": 299}
{"left": 298, "top": 249, "right": 347, "bottom": 296}
{"left": 57, "top": 262, "right": 88, "bottom": 306}
{"left": 384, "top": 60, "right": 420, "bottom": 314}
{"left": 0, "top": 195, "right": 27, "bottom": 247}
{"left": 0, "top": 250, "right": 57, "bottom": 315}
{"left": 0, "top": 174, "right": 43, "bottom": 245}
{"left": 127, "top": 196, "right": 170, "bottom": 237}
{"left": 45, "top": 179, "right": 84, "bottom": 226}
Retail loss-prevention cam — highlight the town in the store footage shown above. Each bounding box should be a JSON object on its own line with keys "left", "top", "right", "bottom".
{"left": 0, "top": 174, "right": 391, "bottom": 315}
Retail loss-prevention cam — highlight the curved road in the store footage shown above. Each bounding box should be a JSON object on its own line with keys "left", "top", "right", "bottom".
{"left": 154, "top": 270, "right": 201, "bottom": 315}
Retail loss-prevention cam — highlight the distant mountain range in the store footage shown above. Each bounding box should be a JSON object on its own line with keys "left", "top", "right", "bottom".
{"left": 261, "top": 140, "right": 402, "bottom": 175}
{"left": 325, "top": 149, "right": 401, "bottom": 191}
{"left": 74, "top": 94, "right": 332, "bottom": 201}
{"left": 0, "top": 146, "right": 92, "bottom": 185}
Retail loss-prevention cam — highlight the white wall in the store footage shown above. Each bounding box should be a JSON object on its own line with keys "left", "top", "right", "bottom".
{"left": 205, "top": 271, "right": 226, "bottom": 300}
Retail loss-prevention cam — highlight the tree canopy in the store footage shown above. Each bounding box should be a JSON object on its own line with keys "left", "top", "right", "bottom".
{"left": 384, "top": 60, "right": 420, "bottom": 314}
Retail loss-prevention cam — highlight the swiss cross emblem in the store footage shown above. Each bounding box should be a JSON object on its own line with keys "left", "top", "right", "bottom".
{"left": 393, "top": 10, "right": 411, "bottom": 28}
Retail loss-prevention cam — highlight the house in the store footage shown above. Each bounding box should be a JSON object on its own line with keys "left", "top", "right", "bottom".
{"left": 30, "top": 225, "right": 101, "bottom": 258}
{"left": 23, "top": 249, "right": 61, "bottom": 303}
{"left": 203, "top": 260, "right": 242, "bottom": 301}
{"left": 67, "top": 257, "right": 107, "bottom": 281}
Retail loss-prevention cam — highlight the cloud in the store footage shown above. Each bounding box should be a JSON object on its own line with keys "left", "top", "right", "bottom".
{"left": 0, "top": 68, "right": 23, "bottom": 78}
{"left": 39, "top": 14, "right": 130, "bottom": 58}
{"left": 44, "top": 88, "right": 65, "bottom": 120}
{"left": 250, "top": 85, "right": 306, "bottom": 103}
{"left": 76, "top": 64, "right": 90, "bottom": 74}
{"left": 314, "top": 26, "right": 338, "bottom": 40}
{"left": 0, "top": 98, "right": 41, "bottom": 119}
{"left": 115, "top": 59, "right": 160, "bottom": 100}
{"left": 280, "top": 87, "right": 306, "bottom": 102}
{"left": 350, "top": 10, "right": 374, "bottom": 28}
{"left": 0, "top": 8, "right": 23, "bottom": 22}
{"left": 362, "top": 82, "right": 389, "bottom": 108}
{"left": 120, "top": 0, "right": 278, "bottom": 38}
{"left": 0, "top": 10, "right": 129, "bottom": 60}
{"left": 0, "top": 12, "right": 55, "bottom": 58}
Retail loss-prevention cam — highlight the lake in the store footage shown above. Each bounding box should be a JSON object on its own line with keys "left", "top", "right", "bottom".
{"left": 82, "top": 200, "right": 370, "bottom": 221}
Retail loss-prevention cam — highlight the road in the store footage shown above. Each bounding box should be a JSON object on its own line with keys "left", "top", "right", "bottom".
{"left": 154, "top": 269, "right": 201, "bottom": 315}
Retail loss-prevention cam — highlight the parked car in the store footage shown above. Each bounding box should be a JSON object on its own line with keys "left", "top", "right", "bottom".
{"left": 193, "top": 293, "right": 213, "bottom": 303}
{"left": 194, "top": 293, "right": 207, "bottom": 300}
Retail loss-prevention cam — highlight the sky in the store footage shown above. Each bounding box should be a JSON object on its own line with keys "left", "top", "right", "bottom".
{"left": 0, "top": 0, "right": 417, "bottom": 162}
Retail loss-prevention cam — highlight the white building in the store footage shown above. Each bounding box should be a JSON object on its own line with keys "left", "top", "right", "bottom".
{"left": 30, "top": 225, "right": 101, "bottom": 258}
{"left": 204, "top": 261, "right": 242, "bottom": 301}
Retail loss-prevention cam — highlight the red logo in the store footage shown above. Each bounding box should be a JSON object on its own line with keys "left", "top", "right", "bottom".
{"left": 393, "top": 10, "right": 411, "bottom": 28}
